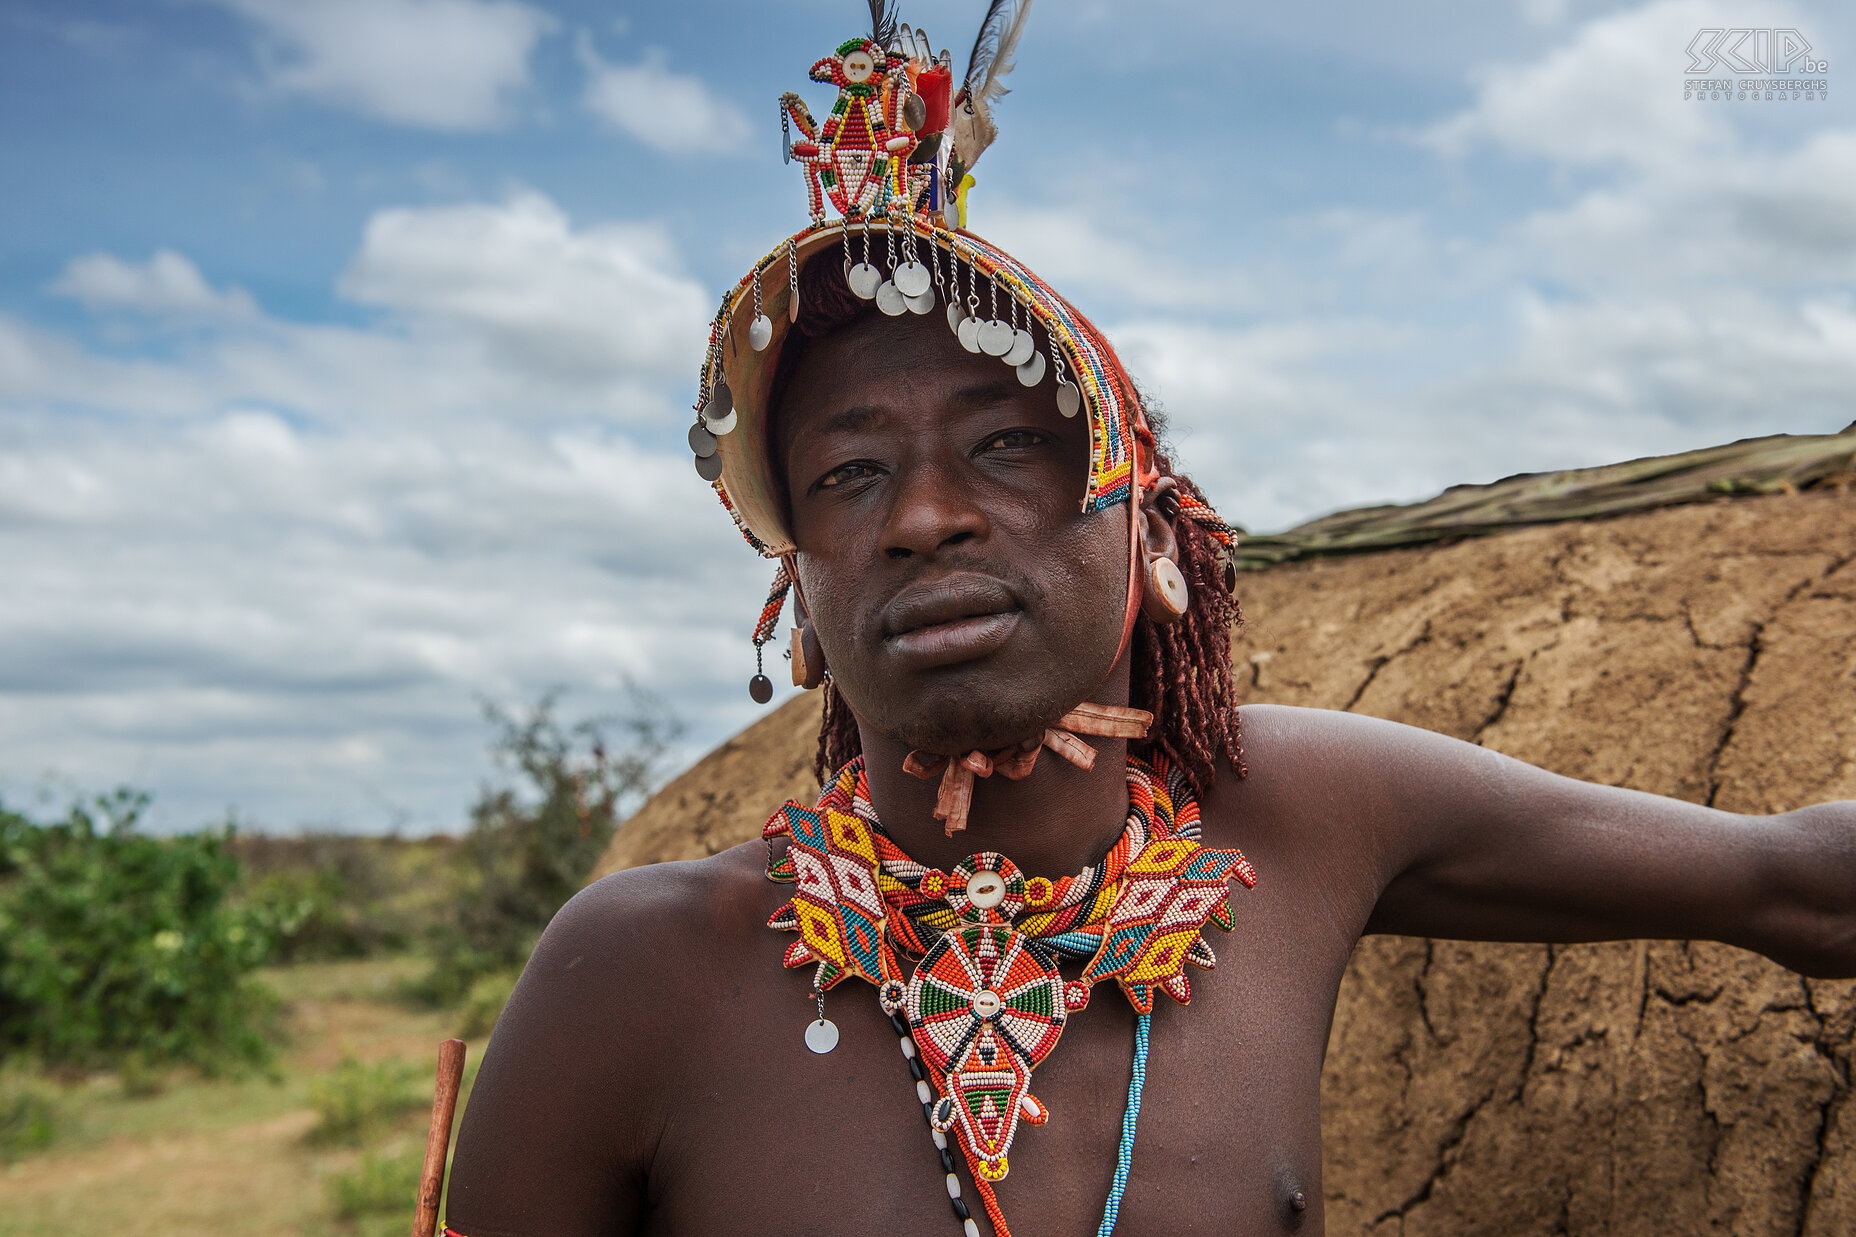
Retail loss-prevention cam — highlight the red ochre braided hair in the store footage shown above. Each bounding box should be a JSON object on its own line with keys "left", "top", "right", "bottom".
{"left": 767, "top": 245, "right": 1247, "bottom": 796}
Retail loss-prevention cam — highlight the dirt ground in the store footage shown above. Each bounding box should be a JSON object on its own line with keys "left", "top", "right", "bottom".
{"left": 593, "top": 484, "right": 1856, "bottom": 1236}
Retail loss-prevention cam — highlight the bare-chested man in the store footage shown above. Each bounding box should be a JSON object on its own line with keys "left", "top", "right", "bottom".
{"left": 443, "top": 14, "right": 1856, "bottom": 1237}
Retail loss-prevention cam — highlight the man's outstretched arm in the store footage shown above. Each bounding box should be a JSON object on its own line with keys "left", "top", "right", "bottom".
{"left": 1244, "top": 704, "right": 1856, "bottom": 976}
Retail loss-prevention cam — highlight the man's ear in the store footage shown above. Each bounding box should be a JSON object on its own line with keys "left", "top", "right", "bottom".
{"left": 1138, "top": 477, "right": 1188, "bottom": 624}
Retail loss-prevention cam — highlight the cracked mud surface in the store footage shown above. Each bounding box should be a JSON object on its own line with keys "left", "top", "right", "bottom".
{"left": 592, "top": 487, "right": 1856, "bottom": 1235}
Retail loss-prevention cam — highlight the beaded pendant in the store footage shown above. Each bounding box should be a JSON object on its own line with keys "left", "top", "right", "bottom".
{"left": 897, "top": 855, "right": 1062, "bottom": 1182}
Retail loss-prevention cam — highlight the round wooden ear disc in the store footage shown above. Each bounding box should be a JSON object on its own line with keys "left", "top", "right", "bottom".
{"left": 1142, "top": 556, "right": 1190, "bottom": 623}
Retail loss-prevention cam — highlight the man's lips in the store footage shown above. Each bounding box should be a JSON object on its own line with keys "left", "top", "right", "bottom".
{"left": 880, "top": 574, "right": 1022, "bottom": 667}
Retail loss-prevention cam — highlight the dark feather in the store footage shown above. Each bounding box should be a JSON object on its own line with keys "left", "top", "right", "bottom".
{"left": 963, "top": 0, "right": 1013, "bottom": 89}
{"left": 868, "top": 0, "right": 899, "bottom": 49}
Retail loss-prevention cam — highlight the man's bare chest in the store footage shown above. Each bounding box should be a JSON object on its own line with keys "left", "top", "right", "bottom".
{"left": 643, "top": 882, "right": 1345, "bottom": 1237}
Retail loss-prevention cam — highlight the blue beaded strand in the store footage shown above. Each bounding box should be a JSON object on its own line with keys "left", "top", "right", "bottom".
{"left": 1095, "top": 1011, "right": 1151, "bottom": 1237}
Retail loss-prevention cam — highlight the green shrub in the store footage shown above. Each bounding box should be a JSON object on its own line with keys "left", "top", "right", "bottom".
{"left": 233, "top": 834, "right": 459, "bottom": 961}
{"left": 327, "top": 1143, "right": 423, "bottom": 1227}
{"left": 0, "top": 791, "right": 274, "bottom": 1071}
{"left": 413, "top": 690, "right": 678, "bottom": 1006}
{"left": 0, "top": 1065, "right": 59, "bottom": 1160}
{"left": 456, "top": 970, "right": 518, "bottom": 1039}
{"left": 308, "top": 1056, "right": 424, "bottom": 1147}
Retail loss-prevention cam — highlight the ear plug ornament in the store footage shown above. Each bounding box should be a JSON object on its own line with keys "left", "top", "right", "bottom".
{"left": 1143, "top": 556, "right": 1189, "bottom": 623}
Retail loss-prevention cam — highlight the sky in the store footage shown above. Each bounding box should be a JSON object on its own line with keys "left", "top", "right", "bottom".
{"left": 1, "top": 0, "right": 1851, "bottom": 833}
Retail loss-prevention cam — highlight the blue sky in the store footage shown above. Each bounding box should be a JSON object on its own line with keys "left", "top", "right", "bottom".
{"left": 2, "top": 0, "right": 1851, "bottom": 832}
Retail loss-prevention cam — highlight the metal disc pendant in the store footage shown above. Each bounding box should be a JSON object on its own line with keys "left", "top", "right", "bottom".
{"left": 703, "top": 406, "right": 737, "bottom": 436}
{"left": 804, "top": 1018, "right": 839, "bottom": 1054}
{"left": 894, "top": 260, "right": 931, "bottom": 297}
{"left": 1056, "top": 381, "right": 1082, "bottom": 418}
{"left": 848, "top": 263, "right": 881, "bottom": 299}
{"left": 694, "top": 451, "right": 724, "bottom": 481}
{"left": 956, "top": 316, "right": 983, "bottom": 353}
{"left": 1015, "top": 350, "right": 1047, "bottom": 387}
{"left": 705, "top": 380, "right": 733, "bottom": 418}
{"left": 748, "top": 674, "right": 773, "bottom": 704}
{"left": 1003, "top": 328, "right": 1035, "bottom": 367}
{"left": 946, "top": 301, "right": 967, "bottom": 333}
{"left": 904, "top": 286, "right": 935, "bottom": 315}
{"left": 979, "top": 318, "right": 1014, "bottom": 356}
{"left": 748, "top": 314, "right": 773, "bottom": 352}
{"left": 876, "top": 280, "right": 907, "bottom": 316}
{"left": 688, "top": 423, "right": 718, "bottom": 458}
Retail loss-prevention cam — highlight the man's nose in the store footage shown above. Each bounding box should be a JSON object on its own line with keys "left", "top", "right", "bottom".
{"left": 879, "top": 460, "right": 989, "bottom": 560}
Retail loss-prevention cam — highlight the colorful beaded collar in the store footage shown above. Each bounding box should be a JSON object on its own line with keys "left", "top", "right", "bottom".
{"left": 763, "top": 752, "right": 1257, "bottom": 1235}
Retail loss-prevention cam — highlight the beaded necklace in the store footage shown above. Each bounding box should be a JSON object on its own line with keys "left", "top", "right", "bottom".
{"left": 763, "top": 753, "right": 1257, "bottom": 1236}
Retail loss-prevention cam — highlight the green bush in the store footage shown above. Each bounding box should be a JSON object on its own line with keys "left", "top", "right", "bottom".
{"left": 327, "top": 1143, "right": 423, "bottom": 1230}
{"left": 0, "top": 791, "right": 274, "bottom": 1071}
{"left": 0, "top": 1064, "right": 59, "bottom": 1160}
{"left": 308, "top": 1056, "right": 425, "bottom": 1147}
{"left": 456, "top": 969, "right": 518, "bottom": 1039}
{"left": 233, "top": 833, "right": 459, "bottom": 961}
{"left": 414, "top": 690, "right": 678, "bottom": 1006}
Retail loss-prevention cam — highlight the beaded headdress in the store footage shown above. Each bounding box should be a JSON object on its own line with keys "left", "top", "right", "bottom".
{"left": 687, "top": 1, "right": 1239, "bottom": 702}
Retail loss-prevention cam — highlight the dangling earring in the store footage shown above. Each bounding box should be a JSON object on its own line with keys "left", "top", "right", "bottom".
{"left": 791, "top": 623, "right": 827, "bottom": 689}
{"left": 1142, "top": 555, "right": 1189, "bottom": 624}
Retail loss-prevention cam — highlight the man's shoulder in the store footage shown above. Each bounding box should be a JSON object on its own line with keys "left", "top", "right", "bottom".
{"left": 543, "top": 838, "right": 779, "bottom": 970}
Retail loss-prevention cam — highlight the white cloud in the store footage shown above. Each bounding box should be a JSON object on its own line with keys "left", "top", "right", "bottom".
{"left": 0, "top": 190, "right": 786, "bottom": 829}
{"left": 577, "top": 34, "right": 751, "bottom": 155}
{"left": 1422, "top": 0, "right": 1756, "bottom": 168}
{"left": 211, "top": 0, "right": 556, "bottom": 130}
{"left": 339, "top": 191, "right": 711, "bottom": 384}
{"left": 49, "top": 249, "right": 258, "bottom": 319}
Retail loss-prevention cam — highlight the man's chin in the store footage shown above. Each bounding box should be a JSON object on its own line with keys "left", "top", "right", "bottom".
{"left": 879, "top": 692, "right": 1071, "bottom": 757}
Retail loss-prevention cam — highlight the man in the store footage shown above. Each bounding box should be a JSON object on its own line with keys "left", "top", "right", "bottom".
{"left": 444, "top": 16, "right": 1856, "bottom": 1237}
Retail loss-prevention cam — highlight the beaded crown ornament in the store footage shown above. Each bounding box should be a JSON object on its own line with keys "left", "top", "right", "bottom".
{"left": 687, "top": 1, "right": 1247, "bottom": 714}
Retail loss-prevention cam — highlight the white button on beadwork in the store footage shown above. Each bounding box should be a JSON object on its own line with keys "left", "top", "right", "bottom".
{"left": 966, "top": 870, "right": 1006, "bottom": 908}
{"left": 972, "top": 989, "right": 1002, "bottom": 1017}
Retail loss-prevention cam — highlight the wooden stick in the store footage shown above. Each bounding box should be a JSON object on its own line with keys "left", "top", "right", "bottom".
{"left": 412, "top": 1038, "right": 468, "bottom": 1237}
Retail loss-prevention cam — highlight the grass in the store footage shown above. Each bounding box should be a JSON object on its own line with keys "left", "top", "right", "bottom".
{"left": 0, "top": 955, "right": 483, "bottom": 1237}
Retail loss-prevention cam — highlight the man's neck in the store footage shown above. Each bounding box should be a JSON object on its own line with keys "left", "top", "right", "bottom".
{"left": 857, "top": 725, "right": 1135, "bottom": 878}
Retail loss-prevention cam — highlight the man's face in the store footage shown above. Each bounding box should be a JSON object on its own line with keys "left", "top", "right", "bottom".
{"left": 776, "top": 309, "right": 1130, "bottom": 755}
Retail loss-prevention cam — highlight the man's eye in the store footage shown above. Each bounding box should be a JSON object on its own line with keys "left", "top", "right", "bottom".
{"left": 817, "top": 462, "right": 879, "bottom": 489}
{"left": 984, "top": 430, "right": 1043, "bottom": 451}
